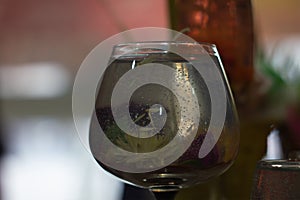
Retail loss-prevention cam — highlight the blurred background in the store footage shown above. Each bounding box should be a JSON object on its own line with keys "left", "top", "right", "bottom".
{"left": 0, "top": 0, "right": 300, "bottom": 200}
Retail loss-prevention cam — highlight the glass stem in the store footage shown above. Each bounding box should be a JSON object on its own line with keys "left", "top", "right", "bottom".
{"left": 152, "top": 191, "right": 178, "bottom": 200}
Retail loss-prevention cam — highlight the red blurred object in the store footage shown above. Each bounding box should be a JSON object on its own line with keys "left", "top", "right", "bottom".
{"left": 169, "top": 0, "right": 255, "bottom": 102}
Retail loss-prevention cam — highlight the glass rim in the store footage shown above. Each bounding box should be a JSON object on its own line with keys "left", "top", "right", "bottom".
{"left": 114, "top": 41, "right": 217, "bottom": 48}
{"left": 258, "top": 159, "right": 300, "bottom": 170}
{"left": 112, "top": 41, "right": 218, "bottom": 57}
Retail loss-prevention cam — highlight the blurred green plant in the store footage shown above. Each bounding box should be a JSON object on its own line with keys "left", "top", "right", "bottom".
{"left": 256, "top": 48, "right": 300, "bottom": 109}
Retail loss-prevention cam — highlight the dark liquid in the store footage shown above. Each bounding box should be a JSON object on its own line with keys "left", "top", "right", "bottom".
{"left": 94, "top": 106, "right": 232, "bottom": 191}
{"left": 90, "top": 53, "right": 239, "bottom": 191}
{"left": 251, "top": 161, "right": 300, "bottom": 200}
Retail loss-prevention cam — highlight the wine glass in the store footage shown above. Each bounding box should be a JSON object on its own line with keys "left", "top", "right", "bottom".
{"left": 89, "top": 41, "right": 239, "bottom": 200}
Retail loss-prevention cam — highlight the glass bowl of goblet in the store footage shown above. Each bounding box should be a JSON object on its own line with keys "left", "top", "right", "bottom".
{"left": 89, "top": 41, "right": 239, "bottom": 200}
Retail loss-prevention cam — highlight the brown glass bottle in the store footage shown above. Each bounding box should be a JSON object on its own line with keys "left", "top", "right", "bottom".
{"left": 169, "top": 0, "right": 255, "bottom": 106}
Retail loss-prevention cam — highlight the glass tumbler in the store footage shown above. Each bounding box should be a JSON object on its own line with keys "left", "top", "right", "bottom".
{"left": 251, "top": 160, "right": 300, "bottom": 200}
